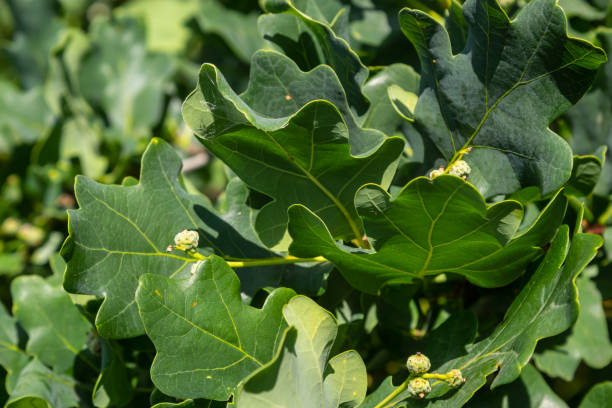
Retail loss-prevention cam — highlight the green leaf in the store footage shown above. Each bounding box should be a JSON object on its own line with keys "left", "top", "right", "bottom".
{"left": 116, "top": 0, "right": 199, "bottom": 54}
{"left": 198, "top": 0, "right": 265, "bottom": 63}
{"left": 5, "top": 359, "right": 79, "bottom": 408}
{"left": 92, "top": 340, "right": 133, "bottom": 408}
{"left": 388, "top": 85, "right": 418, "bottom": 123}
{"left": 533, "top": 266, "right": 612, "bottom": 380}
{"left": 0, "top": 81, "right": 53, "bottom": 154}
{"left": 567, "top": 32, "right": 612, "bottom": 153}
{"left": 182, "top": 49, "right": 389, "bottom": 156}
{"left": 4, "top": 0, "right": 65, "bottom": 88}
{"left": 468, "top": 363, "right": 568, "bottom": 408}
{"left": 183, "top": 53, "right": 404, "bottom": 246}
{"left": 11, "top": 275, "right": 91, "bottom": 373}
{"left": 368, "top": 226, "right": 601, "bottom": 407}
{"left": 361, "top": 64, "right": 421, "bottom": 135}
{"left": 135, "top": 256, "right": 295, "bottom": 400}
{"left": 152, "top": 400, "right": 225, "bottom": 408}
{"left": 219, "top": 178, "right": 332, "bottom": 296}
{"left": 42, "top": 29, "right": 108, "bottom": 178}
{"left": 77, "top": 17, "right": 174, "bottom": 149}
{"left": 566, "top": 32, "right": 612, "bottom": 196}
{"left": 579, "top": 382, "right": 612, "bottom": 408}
{"left": 565, "top": 153, "right": 605, "bottom": 197}
{"left": 62, "top": 138, "right": 322, "bottom": 338}
{"left": 235, "top": 295, "right": 367, "bottom": 408}
{"left": 258, "top": 1, "right": 370, "bottom": 116}
{"left": 400, "top": 0, "right": 606, "bottom": 197}
{"left": 288, "top": 175, "right": 566, "bottom": 293}
{"left": 361, "top": 310, "right": 479, "bottom": 408}
{"left": 0, "top": 302, "right": 29, "bottom": 393}
{"left": 558, "top": 0, "right": 609, "bottom": 21}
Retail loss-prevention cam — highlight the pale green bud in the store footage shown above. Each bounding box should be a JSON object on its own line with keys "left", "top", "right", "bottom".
{"left": 173, "top": 229, "right": 199, "bottom": 251}
{"left": 448, "top": 160, "right": 471, "bottom": 178}
{"left": 406, "top": 352, "right": 430, "bottom": 375}
{"left": 408, "top": 377, "right": 431, "bottom": 398}
{"left": 1, "top": 217, "right": 20, "bottom": 235}
{"left": 17, "top": 224, "right": 44, "bottom": 246}
{"left": 429, "top": 168, "right": 444, "bottom": 179}
{"left": 446, "top": 369, "right": 465, "bottom": 387}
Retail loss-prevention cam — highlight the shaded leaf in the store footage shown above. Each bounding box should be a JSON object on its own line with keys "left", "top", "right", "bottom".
{"left": 565, "top": 152, "right": 605, "bottom": 197}
{"left": 400, "top": 0, "right": 606, "bottom": 197}
{"left": 533, "top": 266, "right": 612, "bottom": 380}
{"left": 92, "top": 340, "right": 133, "bottom": 408}
{"left": 235, "top": 295, "right": 367, "bottom": 408}
{"left": 469, "top": 363, "right": 568, "bottom": 408}
{"left": 135, "top": 256, "right": 295, "bottom": 400}
{"left": 198, "top": 0, "right": 265, "bottom": 63}
{"left": 220, "top": 178, "right": 332, "bottom": 296}
{"left": 361, "top": 64, "right": 421, "bottom": 135}
{"left": 289, "top": 175, "right": 566, "bottom": 293}
{"left": 566, "top": 32, "right": 612, "bottom": 196}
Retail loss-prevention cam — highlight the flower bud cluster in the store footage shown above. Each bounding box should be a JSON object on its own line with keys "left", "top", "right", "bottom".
{"left": 429, "top": 167, "right": 445, "bottom": 179}
{"left": 406, "top": 352, "right": 430, "bottom": 374}
{"left": 404, "top": 352, "right": 465, "bottom": 399}
{"left": 448, "top": 160, "right": 471, "bottom": 178}
{"left": 168, "top": 229, "right": 199, "bottom": 252}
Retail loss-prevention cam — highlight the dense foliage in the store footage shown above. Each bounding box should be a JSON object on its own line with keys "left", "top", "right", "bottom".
{"left": 1, "top": 0, "right": 612, "bottom": 407}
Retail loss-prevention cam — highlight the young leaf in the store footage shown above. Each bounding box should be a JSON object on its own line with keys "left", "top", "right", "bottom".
{"left": 11, "top": 275, "right": 92, "bottom": 373}
{"left": 288, "top": 176, "right": 566, "bottom": 293}
{"left": 234, "top": 295, "right": 367, "bottom": 408}
{"left": 135, "top": 256, "right": 296, "bottom": 400}
{"left": 366, "top": 226, "right": 601, "bottom": 407}
{"left": 400, "top": 0, "right": 606, "bottom": 197}
{"left": 183, "top": 57, "right": 404, "bottom": 246}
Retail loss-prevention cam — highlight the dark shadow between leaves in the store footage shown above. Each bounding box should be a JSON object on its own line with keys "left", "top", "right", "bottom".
{"left": 192, "top": 204, "right": 330, "bottom": 297}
